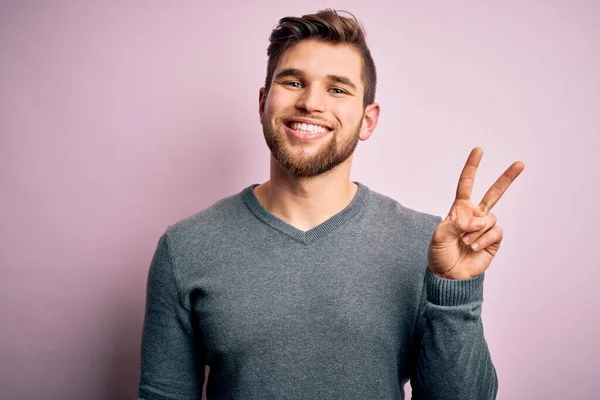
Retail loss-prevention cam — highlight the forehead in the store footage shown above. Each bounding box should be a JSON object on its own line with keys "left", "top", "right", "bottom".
{"left": 276, "top": 40, "right": 363, "bottom": 89}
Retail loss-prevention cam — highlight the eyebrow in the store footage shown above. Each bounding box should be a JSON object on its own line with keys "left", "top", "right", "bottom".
{"left": 274, "top": 68, "right": 357, "bottom": 91}
{"left": 327, "top": 74, "right": 357, "bottom": 91}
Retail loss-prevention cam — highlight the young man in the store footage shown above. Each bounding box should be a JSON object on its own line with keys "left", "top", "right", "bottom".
{"left": 138, "top": 9, "right": 524, "bottom": 400}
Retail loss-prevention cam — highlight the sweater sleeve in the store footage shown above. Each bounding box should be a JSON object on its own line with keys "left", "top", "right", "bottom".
{"left": 408, "top": 268, "right": 498, "bottom": 399}
{"left": 137, "top": 233, "right": 205, "bottom": 400}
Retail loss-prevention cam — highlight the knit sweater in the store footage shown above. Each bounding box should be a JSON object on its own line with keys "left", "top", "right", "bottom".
{"left": 137, "top": 182, "right": 498, "bottom": 399}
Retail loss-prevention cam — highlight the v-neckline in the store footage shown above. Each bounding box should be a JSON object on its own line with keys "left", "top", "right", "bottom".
{"left": 241, "top": 182, "right": 371, "bottom": 245}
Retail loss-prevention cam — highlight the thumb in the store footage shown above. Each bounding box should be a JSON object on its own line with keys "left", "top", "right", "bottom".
{"left": 443, "top": 214, "right": 487, "bottom": 238}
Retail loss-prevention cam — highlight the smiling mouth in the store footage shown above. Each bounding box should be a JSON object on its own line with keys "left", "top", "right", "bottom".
{"left": 284, "top": 121, "right": 332, "bottom": 135}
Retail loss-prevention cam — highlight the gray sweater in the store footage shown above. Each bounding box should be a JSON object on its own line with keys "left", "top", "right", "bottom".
{"left": 138, "top": 182, "right": 498, "bottom": 399}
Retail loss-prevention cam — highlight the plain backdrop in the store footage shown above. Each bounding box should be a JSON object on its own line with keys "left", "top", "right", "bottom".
{"left": 1, "top": 1, "right": 598, "bottom": 399}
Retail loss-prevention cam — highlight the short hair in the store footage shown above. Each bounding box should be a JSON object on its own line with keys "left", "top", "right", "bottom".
{"left": 264, "top": 9, "right": 377, "bottom": 108}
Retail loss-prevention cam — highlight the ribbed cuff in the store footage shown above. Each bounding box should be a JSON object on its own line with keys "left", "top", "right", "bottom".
{"left": 426, "top": 268, "right": 485, "bottom": 306}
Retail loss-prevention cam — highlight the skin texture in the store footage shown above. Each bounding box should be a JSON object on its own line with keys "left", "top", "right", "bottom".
{"left": 256, "top": 39, "right": 525, "bottom": 279}
{"left": 428, "top": 147, "right": 525, "bottom": 280}
{"left": 259, "top": 39, "right": 379, "bottom": 178}
{"left": 255, "top": 39, "right": 379, "bottom": 232}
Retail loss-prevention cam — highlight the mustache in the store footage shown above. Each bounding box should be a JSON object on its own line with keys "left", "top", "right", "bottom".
{"left": 278, "top": 113, "right": 335, "bottom": 128}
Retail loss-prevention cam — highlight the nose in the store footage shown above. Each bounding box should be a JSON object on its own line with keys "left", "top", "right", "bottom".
{"left": 295, "top": 85, "right": 326, "bottom": 113}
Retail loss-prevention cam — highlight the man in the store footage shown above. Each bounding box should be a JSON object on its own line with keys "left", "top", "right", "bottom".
{"left": 137, "top": 9, "right": 524, "bottom": 400}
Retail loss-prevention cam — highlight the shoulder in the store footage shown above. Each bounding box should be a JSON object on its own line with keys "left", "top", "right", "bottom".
{"left": 164, "top": 188, "right": 248, "bottom": 243}
{"left": 359, "top": 184, "right": 442, "bottom": 277}
{"left": 360, "top": 185, "right": 443, "bottom": 252}
{"left": 366, "top": 186, "right": 443, "bottom": 234}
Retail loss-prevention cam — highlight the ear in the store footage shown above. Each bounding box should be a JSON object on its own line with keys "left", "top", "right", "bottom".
{"left": 358, "top": 103, "right": 380, "bottom": 141}
{"left": 259, "top": 87, "right": 267, "bottom": 119}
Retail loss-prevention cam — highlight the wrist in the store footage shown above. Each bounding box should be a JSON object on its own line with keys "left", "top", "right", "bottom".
{"left": 428, "top": 267, "right": 480, "bottom": 281}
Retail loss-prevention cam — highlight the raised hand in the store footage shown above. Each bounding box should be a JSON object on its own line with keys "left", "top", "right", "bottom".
{"left": 427, "top": 147, "right": 525, "bottom": 280}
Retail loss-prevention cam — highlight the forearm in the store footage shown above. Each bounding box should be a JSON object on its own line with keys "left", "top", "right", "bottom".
{"left": 411, "top": 270, "right": 498, "bottom": 400}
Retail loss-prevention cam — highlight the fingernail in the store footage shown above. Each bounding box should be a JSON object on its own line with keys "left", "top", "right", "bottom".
{"left": 472, "top": 243, "right": 479, "bottom": 250}
{"left": 462, "top": 236, "right": 470, "bottom": 244}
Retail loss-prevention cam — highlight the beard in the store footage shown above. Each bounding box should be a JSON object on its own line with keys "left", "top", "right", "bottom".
{"left": 261, "top": 112, "right": 362, "bottom": 178}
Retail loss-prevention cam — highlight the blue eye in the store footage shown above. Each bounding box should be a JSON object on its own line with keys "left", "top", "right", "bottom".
{"left": 330, "top": 88, "right": 346, "bottom": 94}
{"left": 286, "top": 81, "right": 303, "bottom": 88}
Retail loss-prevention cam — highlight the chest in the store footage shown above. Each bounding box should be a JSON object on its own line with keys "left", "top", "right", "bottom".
{"left": 188, "top": 245, "right": 421, "bottom": 362}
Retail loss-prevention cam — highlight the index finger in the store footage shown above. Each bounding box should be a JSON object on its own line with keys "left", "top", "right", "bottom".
{"left": 455, "top": 147, "right": 483, "bottom": 202}
{"left": 478, "top": 161, "right": 526, "bottom": 213}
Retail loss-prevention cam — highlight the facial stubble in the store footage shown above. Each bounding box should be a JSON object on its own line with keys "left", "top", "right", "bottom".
{"left": 261, "top": 113, "right": 363, "bottom": 178}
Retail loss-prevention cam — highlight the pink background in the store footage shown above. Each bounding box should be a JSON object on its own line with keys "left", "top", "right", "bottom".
{"left": 1, "top": 1, "right": 598, "bottom": 399}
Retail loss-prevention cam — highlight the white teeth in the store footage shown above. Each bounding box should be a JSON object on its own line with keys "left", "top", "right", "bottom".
{"left": 290, "top": 122, "right": 328, "bottom": 134}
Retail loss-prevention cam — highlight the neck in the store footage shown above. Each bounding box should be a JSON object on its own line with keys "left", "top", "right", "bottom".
{"left": 253, "top": 155, "right": 358, "bottom": 232}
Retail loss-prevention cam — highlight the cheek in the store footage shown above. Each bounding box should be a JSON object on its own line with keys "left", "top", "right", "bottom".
{"left": 261, "top": 103, "right": 279, "bottom": 124}
{"left": 268, "top": 88, "right": 295, "bottom": 107}
{"left": 336, "top": 106, "right": 363, "bottom": 129}
{"left": 264, "top": 97, "right": 289, "bottom": 119}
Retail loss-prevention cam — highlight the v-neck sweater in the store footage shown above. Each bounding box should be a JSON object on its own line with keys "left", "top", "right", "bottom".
{"left": 241, "top": 183, "right": 370, "bottom": 245}
{"left": 138, "top": 182, "right": 498, "bottom": 400}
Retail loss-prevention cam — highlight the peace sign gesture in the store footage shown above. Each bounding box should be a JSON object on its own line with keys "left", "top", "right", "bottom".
{"left": 427, "top": 147, "right": 525, "bottom": 280}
